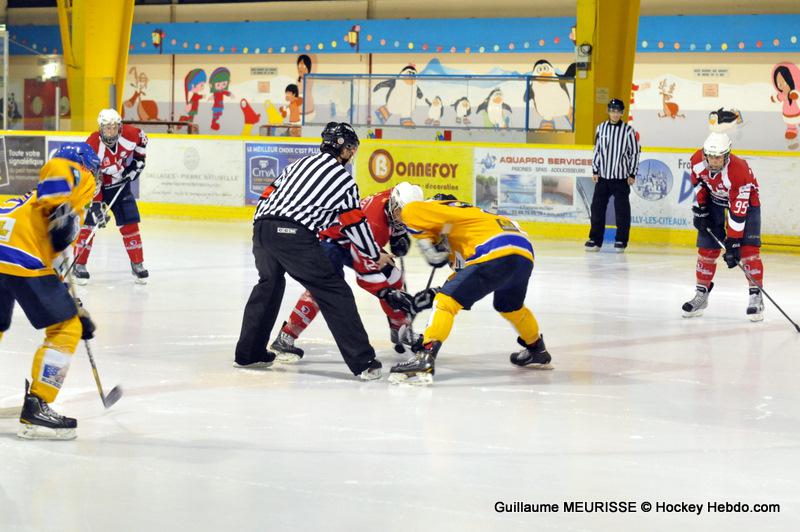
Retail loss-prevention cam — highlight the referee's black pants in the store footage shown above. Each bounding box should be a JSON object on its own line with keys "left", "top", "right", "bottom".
{"left": 588, "top": 177, "right": 631, "bottom": 246}
{"left": 235, "top": 218, "right": 377, "bottom": 375}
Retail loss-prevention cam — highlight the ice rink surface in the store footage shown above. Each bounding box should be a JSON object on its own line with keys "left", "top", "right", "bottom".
{"left": 1, "top": 219, "right": 798, "bottom": 532}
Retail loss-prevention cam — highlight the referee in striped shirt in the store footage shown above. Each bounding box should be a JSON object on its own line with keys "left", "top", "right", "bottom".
{"left": 585, "top": 98, "right": 640, "bottom": 252}
{"left": 235, "top": 122, "right": 388, "bottom": 379}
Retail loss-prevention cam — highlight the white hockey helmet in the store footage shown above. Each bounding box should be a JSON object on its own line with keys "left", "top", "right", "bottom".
{"left": 97, "top": 108, "right": 123, "bottom": 145}
{"left": 389, "top": 182, "right": 424, "bottom": 211}
{"left": 702, "top": 132, "right": 731, "bottom": 172}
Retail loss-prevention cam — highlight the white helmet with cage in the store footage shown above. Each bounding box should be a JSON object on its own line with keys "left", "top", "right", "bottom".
{"left": 97, "top": 108, "right": 123, "bottom": 145}
{"left": 702, "top": 132, "right": 731, "bottom": 172}
{"left": 388, "top": 182, "right": 423, "bottom": 213}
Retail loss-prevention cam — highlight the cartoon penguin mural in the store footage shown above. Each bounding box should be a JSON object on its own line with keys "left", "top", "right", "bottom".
{"left": 708, "top": 107, "right": 743, "bottom": 133}
{"left": 527, "top": 60, "right": 574, "bottom": 129}
{"left": 373, "top": 65, "right": 424, "bottom": 127}
{"left": 425, "top": 96, "right": 444, "bottom": 126}
{"left": 477, "top": 89, "right": 512, "bottom": 129}
{"left": 453, "top": 97, "right": 472, "bottom": 125}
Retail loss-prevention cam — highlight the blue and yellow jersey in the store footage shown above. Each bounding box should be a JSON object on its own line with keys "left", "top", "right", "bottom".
{"left": 0, "top": 158, "right": 96, "bottom": 277}
{"left": 400, "top": 200, "right": 534, "bottom": 269}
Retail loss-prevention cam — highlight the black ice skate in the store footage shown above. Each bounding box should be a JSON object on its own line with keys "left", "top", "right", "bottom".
{"left": 131, "top": 262, "right": 149, "bottom": 284}
{"left": 682, "top": 283, "right": 713, "bottom": 318}
{"left": 358, "top": 358, "right": 383, "bottom": 381}
{"left": 747, "top": 287, "right": 765, "bottom": 322}
{"left": 73, "top": 263, "right": 90, "bottom": 285}
{"left": 584, "top": 240, "right": 601, "bottom": 252}
{"left": 270, "top": 323, "right": 305, "bottom": 363}
{"left": 510, "top": 335, "right": 553, "bottom": 369}
{"left": 388, "top": 341, "right": 440, "bottom": 386}
{"left": 390, "top": 321, "right": 422, "bottom": 354}
{"left": 17, "top": 380, "right": 77, "bottom": 440}
{"left": 233, "top": 351, "right": 276, "bottom": 370}
{"left": 614, "top": 241, "right": 627, "bottom": 253}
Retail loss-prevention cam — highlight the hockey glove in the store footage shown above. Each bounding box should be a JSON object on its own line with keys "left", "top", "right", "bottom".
{"left": 377, "top": 288, "right": 414, "bottom": 314}
{"left": 389, "top": 232, "right": 411, "bottom": 257}
{"left": 692, "top": 205, "right": 710, "bottom": 231}
{"left": 417, "top": 238, "right": 450, "bottom": 268}
{"left": 47, "top": 203, "right": 80, "bottom": 252}
{"left": 73, "top": 297, "right": 96, "bottom": 340}
{"left": 87, "top": 201, "right": 108, "bottom": 228}
{"left": 411, "top": 288, "right": 439, "bottom": 313}
{"left": 723, "top": 237, "right": 742, "bottom": 269}
{"left": 123, "top": 157, "right": 145, "bottom": 182}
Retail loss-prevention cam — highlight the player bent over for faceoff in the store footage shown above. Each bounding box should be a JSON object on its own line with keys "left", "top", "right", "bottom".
{"left": 74, "top": 108, "right": 149, "bottom": 285}
{"left": 270, "top": 183, "right": 422, "bottom": 362}
{"left": 683, "top": 132, "right": 766, "bottom": 321}
{"left": 0, "top": 143, "right": 99, "bottom": 440}
{"left": 381, "top": 192, "right": 552, "bottom": 386}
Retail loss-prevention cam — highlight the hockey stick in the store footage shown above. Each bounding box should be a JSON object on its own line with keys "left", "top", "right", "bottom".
{"left": 706, "top": 228, "right": 800, "bottom": 333}
{"left": 65, "top": 276, "right": 124, "bottom": 408}
{"left": 61, "top": 181, "right": 128, "bottom": 277}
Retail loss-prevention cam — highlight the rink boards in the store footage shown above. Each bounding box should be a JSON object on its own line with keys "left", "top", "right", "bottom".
{"left": 0, "top": 130, "right": 797, "bottom": 250}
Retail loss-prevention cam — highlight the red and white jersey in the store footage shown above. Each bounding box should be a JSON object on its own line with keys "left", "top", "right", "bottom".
{"left": 320, "top": 188, "right": 398, "bottom": 248}
{"left": 690, "top": 151, "right": 760, "bottom": 238}
{"left": 86, "top": 124, "right": 148, "bottom": 187}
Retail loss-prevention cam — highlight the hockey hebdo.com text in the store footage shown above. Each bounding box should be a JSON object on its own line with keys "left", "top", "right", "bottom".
{"left": 494, "top": 500, "right": 780, "bottom": 515}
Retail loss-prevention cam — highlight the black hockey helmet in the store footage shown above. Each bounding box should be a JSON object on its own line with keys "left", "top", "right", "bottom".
{"left": 607, "top": 98, "right": 625, "bottom": 112}
{"left": 431, "top": 193, "right": 457, "bottom": 201}
{"left": 320, "top": 122, "right": 360, "bottom": 155}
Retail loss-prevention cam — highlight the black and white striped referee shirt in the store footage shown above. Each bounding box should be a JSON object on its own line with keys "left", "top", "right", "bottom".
{"left": 591, "top": 120, "right": 640, "bottom": 180}
{"left": 254, "top": 152, "right": 381, "bottom": 260}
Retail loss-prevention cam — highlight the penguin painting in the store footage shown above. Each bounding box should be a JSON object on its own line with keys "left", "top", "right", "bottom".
{"left": 373, "top": 65, "right": 424, "bottom": 127}
{"left": 708, "top": 107, "right": 743, "bottom": 133}
{"left": 452, "top": 97, "right": 472, "bottom": 125}
{"left": 425, "top": 96, "right": 444, "bottom": 126}
{"left": 527, "top": 59, "right": 574, "bottom": 129}
{"left": 477, "top": 89, "right": 512, "bottom": 128}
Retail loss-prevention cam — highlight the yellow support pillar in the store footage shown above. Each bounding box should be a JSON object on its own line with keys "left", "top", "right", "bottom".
{"left": 574, "top": 0, "right": 641, "bottom": 144}
{"left": 57, "top": 0, "right": 135, "bottom": 131}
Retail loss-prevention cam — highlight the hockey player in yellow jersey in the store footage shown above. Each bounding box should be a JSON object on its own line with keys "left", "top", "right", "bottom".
{"left": 380, "top": 184, "right": 552, "bottom": 385}
{"left": 0, "top": 143, "right": 100, "bottom": 439}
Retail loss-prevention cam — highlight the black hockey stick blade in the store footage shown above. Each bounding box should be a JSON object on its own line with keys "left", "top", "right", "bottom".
{"left": 102, "top": 385, "right": 123, "bottom": 409}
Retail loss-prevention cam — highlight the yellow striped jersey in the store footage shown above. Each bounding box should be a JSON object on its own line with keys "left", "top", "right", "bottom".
{"left": 400, "top": 200, "right": 534, "bottom": 269}
{"left": 0, "top": 158, "right": 97, "bottom": 277}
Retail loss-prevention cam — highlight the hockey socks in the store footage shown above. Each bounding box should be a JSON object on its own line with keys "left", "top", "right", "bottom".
{"left": 120, "top": 223, "right": 144, "bottom": 264}
{"left": 283, "top": 290, "right": 320, "bottom": 338}
{"left": 423, "top": 293, "right": 462, "bottom": 344}
{"left": 740, "top": 246, "right": 764, "bottom": 288}
{"left": 74, "top": 227, "right": 94, "bottom": 265}
{"left": 695, "top": 247, "right": 720, "bottom": 288}
{"left": 499, "top": 307, "right": 540, "bottom": 346}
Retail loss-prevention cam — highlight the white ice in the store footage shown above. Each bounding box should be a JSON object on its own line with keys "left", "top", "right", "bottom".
{"left": 1, "top": 219, "right": 799, "bottom": 532}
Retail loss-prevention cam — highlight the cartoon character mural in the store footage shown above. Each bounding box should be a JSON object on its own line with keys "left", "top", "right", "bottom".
{"left": 207, "top": 67, "right": 233, "bottom": 131}
{"left": 453, "top": 97, "right": 471, "bottom": 125}
{"left": 240, "top": 99, "right": 261, "bottom": 136}
{"left": 296, "top": 54, "right": 315, "bottom": 121}
{"left": 425, "top": 96, "right": 444, "bottom": 126}
{"left": 177, "top": 68, "right": 206, "bottom": 130}
{"left": 477, "top": 88, "right": 512, "bottom": 129}
{"left": 770, "top": 62, "right": 800, "bottom": 149}
{"left": 123, "top": 67, "right": 160, "bottom": 121}
{"left": 708, "top": 107, "right": 743, "bottom": 133}
{"left": 657, "top": 79, "right": 684, "bottom": 119}
{"left": 526, "top": 60, "right": 574, "bottom": 129}
{"left": 373, "top": 65, "right": 424, "bottom": 127}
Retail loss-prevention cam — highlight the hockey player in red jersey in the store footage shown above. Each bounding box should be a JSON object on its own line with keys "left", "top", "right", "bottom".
{"left": 269, "top": 182, "right": 423, "bottom": 362}
{"left": 683, "top": 132, "right": 765, "bottom": 321}
{"left": 74, "top": 109, "right": 149, "bottom": 284}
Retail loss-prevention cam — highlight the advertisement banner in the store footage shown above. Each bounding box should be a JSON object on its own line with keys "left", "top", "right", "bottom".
{"left": 0, "top": 135, "right": 47, "bottom": 195}
{"left": 139, "top": 138, "right": 244, "bottom": 206}
{"left": 474, "top": 147, "right": 593, "bottom": 222}
{"left": 356, "top": 142, "right": 473, "bottom": 200}
{"left": 244, "top": 142, "right": 318, "bottom": 206}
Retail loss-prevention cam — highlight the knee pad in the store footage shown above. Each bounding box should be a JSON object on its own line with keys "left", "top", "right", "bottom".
{"left": 698, "top": 247, "right": 721, "bottom": 262}
{"left": 433, "top": 293, "right": 463, "bottom": 315}
{"left": 45, "top": 315, "right": 82, "bottom": 354}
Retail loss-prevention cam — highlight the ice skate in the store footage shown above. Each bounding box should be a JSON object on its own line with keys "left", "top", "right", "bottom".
{"left": 747, "top": 287, "right": 764, "bottom": 322}
{"left": 270, "top": 323, "right": 304, "bottom": 363}
{"left": 388, "top": 341, "right": 440, "bottom": 386}
{"left": 510, "top": 335, "right": 553, "bottom": 369}
{"left": 131, "top": 262, "right": 149, "bottom": 284}
{"left": 614, "top": 241, "right": 627, "bottom": 253}
{"left": 584, "top": 240, "right": 601, "bottom": 252}
{"left": 17, "top": 380, "right": 77, "bottom": 440}
{"left": 358, "top": 359, "right": 382, "bottom": 381}
{"left": 233, "top": 352, "right": 276, "bottom": 370}
{"left": 682, "top": 283, "right": 713, "bottom": 318}
{"left": 73, "top": 263, "right": 90, "bottom": 285}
